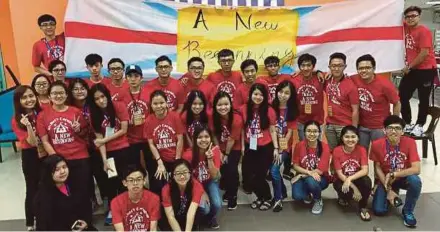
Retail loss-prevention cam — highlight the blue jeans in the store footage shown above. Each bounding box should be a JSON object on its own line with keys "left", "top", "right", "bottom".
{"left": 358, "top": 126, "right": 385, "bottom": 150}
{"left": 270, "top": 152, "right": 288, "bottom": 201}
{"left": 372, "top": 175, "right": 422, "bottom": 215}
{"left": 292, "top": 176, "right": 329, "bottom": 200}
{"left": 199, "top": 179, "right": 221, "bottom": 223}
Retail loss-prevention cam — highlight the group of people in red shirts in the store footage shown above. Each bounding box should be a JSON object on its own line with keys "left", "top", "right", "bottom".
{"left": 17, "top": 6, "right": 434, "bottom": 231}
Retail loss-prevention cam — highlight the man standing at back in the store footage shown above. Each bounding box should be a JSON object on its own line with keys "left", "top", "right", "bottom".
{"left": 207, "top": 49, "right": 243, "bottom": 101}
{"left": 32, "top": 14, "right": 65, "bottom": 77}
{"left": 400, "top": 6, "right": 437, "bottom": 136}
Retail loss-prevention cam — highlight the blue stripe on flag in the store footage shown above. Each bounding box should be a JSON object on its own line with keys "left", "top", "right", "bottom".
{"left": 264, "top": 0, "right": 271, "bottom": 6}
{"left": 238, "top": 0, "right": 246, "bottom": 6}
{"left": 221, "top": 0, "right": 227, "bottom": 5}
{"left": 208, "top": 0, "right": 215, "bottom": 5}
{"left": 295, "top": 6, "right": 320, "bottom": 17}
{"left": 251, "top": 0, "right": 258, "bottom": 6}
{"left": 142, "top": 1, "right": 177, "bottom": 18}
{"left": 277, "top": 0, "right": 284, "bottom": 6}
{"left": 194, "top": 0, "right": 202, "bottom": 3}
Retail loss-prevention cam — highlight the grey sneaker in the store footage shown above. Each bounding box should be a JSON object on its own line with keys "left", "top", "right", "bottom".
{"left": 410, "top": 124, "right": 424, "bottom": 137}
{"left": 404, "top": 124, "right": 415, "bottom": 134}
{"left": 311, "top": 198, "right": 323, "bottom": 215}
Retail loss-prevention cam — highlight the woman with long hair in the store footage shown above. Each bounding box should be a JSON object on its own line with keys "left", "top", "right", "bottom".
{"left": 11, "top": 85, "right": 45, "bottom": 230}
{"left": 36, "top": 80, "right": 91, "bottom": 218}
{"left": 291, "top": 120, "right": 331, "bottom": 215}
{"left": 181, "top": 90, "right": 209, "bottom": 148}
{"left": 87, "top": 83, "right": 130, "bottom": 225}
{"left": 161, "top": 159, "right": 205, "bottom": 231}
{"left": 270, "top": 80, "right": 299, "bottom": 212}
{"left": 332, "top": 125, "right": 372, "bottom": 221}
{"left": 240, "top": 83, "right": 278, "bottom": 211}
{"left": 210, "top": 91, "right": 243, "bottom": 210}
{"left": 31, "top": 74, "right": 52, "bottom": 111}
{"left": 145, "top": 90, "right": 184, "bottom": 195}
{"left": 182, "top": 125, "right": 221, "bottom": 229}
{"left": 34, "top": 155, "right": 93, "bottom": 231}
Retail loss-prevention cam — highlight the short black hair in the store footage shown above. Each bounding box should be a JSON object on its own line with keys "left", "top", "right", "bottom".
{"left": 240, "top": 59, "right": 258, "bottom": 72}
{"left": 297, "top": 53, "right": 317, "bottom": 67}
{"left": 122, "top": 164, "right": 147, "bottom": 180}
{"left": 187, "top": 57, "right": 205, "bottom": 68}
{"left": 107, "top": 58, "right": 125, "bottom": 69}
{"left": 383, "top": 115, "right": 406, "bottom": 128}
{"left": 217, "top": 49, "right": 234, "bottom": 60}
{"left": 85, "top": 54, "right": 103, "bottom": 66}
{"left": 155, "top": 55, "right": 172, "bottom": 66}
{"left": 38, "top": 14, "right": 56, "bottom": 26}
{"left": 48, "top": 60, "right": 66, "bottom": 72}
{"left": 356, "top": 54, "right": 376, "bottom": 69}
{"left": 404, "top": 6, "right": 422, "bottom": 16}
{"left": 329, "top": 52, "right": 347, "bottom": 65}
{"left": 264, "top": 56, "right": 280, "bottom": 66}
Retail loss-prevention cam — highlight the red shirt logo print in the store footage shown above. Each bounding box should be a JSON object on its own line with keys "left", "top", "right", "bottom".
{"left": 125, "top": 207, "right": 150, "bottom": 232}
{"left": 220, "top": 125, "right": 231, "bottom": 143}
{"left": 341, "top": 158, "right": 360, "bottom": 176}
{"left": 385, "top": 150, "right": 407, "bottom": 172}
{"left": 217, "top": 81, "right": 236, "bottom": 99}
{"left": 301, "top": 152, "right": 319, "bottom": 170}
{"left": 358, "top": 88, "right": 375, "bottom": 112}
{"left": 326, "top": 82, "right": 342, "bottom": 105}
{"left": 153, "top": 124, "right": 177, "bottom": 149}
{"left": 298, "top": 84, "right": 318, "bottom": 105}
{"left": 48, "top": 117, "right": 75, "bottom": 145}
{"left": 163, "top": 90, "right": 177, "bottom": 109}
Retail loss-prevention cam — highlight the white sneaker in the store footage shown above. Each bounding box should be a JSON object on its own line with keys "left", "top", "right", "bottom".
{"left": 404, "top": 124, "right": 415, "bottom": 134}
{"left": 410, "top": 124, "right": 424, "bottom": 137}
{"left": 311, "top": 198, "right": 323, "bottom": 214}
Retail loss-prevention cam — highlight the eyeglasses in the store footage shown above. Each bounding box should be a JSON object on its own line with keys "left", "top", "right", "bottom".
{"left": 386, "top": 126, "right": 403, "bottom": 132}
{"left": 329, "top": 64, "right": 346, "bottom": 69}
{"left": 305, "top": 130, "right": 320, "bottom": 134}
{"left": 109, "top": 67, "right": 123, "bottom": 72}
{"left": 189, "top": 66, "right": 204, "bottom": 71}
{"left": 357, "top": 66, "right": 373, "bottom": 71}
{"left": 40, "top": 21, "right": 56, "bottom": 27}
{"left": 52, "top": 68, "right": 66, "bottom": 73}
{"left": 50, "top": 91, "right": 66, "bottom": 97}
{"left": 173, "top": 171, "right": 191, "bottom": 177}
{"left": 126, "top": 177, "right": 144, "bottom": 184}
{"left": 35, "top": 82, "right": 49, "bottom": 88}
{"left": 404, "top": 14, "right": 419, "bottom": 19}
{"left": 157, "top": 65, "right": 171, "bottom": 70}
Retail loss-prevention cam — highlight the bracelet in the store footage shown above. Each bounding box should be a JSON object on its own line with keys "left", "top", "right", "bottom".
{"left": 156, "top": 157, "right": 161, "bottom": 161}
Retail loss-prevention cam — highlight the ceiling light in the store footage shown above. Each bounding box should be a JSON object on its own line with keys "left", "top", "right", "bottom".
{"left": 426, "top": 1, "right": 440, "bottom": 4}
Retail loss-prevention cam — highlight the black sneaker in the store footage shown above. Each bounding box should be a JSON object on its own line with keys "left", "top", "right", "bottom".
{"left": 273, "top": 200, "right": 283, "bottom": 212}
{"left": 228, "top": 197, "right": 238, "bottom": 210}
{"left": 222, "top": 194, "right": 228, "bottom": 203}
{"left": 209, "top": 218, "right": 220, "bottom": 230}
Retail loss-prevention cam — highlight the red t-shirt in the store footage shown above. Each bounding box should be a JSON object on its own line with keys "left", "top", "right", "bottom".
{"left": 351, "top": 75, "right": 400, "bottom": 129}
{"left": 11, "top": 114, "right": 39, "bottom": 149}
{"left": 105, "top": 80, "right": 130, "bottom": 102}
{"left": 39, "top": 100, "right": 52, "bottom": 111}
{"left": 370, "top": 136, "right": 420, "bottom": 175}
{"left": 180, "top": 111, "right": 207, "bottom": 139}
{"left": 233, "top": 83, "right": 251, "bottom": 109}
{"left": 85, "top": 77, "right": 111, "bottom": 89}
{"left": 324, "top": 77, "right": 359, "bottom": 126}
{"left": 404, "top": 24, "right": 436, "bottom": 70}
{"left": 180, "top": 74, "right": 216, "bottom": 106}
{"left": 32, "top": 33, "right": 65, "bottom": 69}
{"left": 292, "top": 140, "right": 331, "bottom": 173}
{"left": 207, "top": 70, "right": 243, "bottom": 101}
{"left": 111, "top": 189, "right": 161, "bottom": 231}
{"left": 259, "top": 74, "right": 292, "bottom": 103}
{"left": 98, "top": 101, "right": 130, "bottom": 152}
{"left": 332, "top": 145, "right": 368, "bottom": 177}
{"left": 182, "top": 146, "right": 221, "bottom": 184}
{"left": 161, "top": 178, "right": 205, "bottom": 208}
{"left": 208, "top": 112, "right": 243, "bottom": 151}
{"left": 120, "top": 89, "right": 150, "bottom": 144}
{"left": 240, "top": 105, "right": 277, "bottom": 146}
{"left": 36, "top": 106, "right": 89, "bottom": 160}
{"left": 145, "top": 77, "right": 185, "bottom": 111}
{"left": 275, "top": 108, "right": 297, "bottom": 152}
{"left": 291, "top": 75, "right": 325, "bottom": 124}
{"left": 145, "top": 111, "right": 184, "bottom": 162}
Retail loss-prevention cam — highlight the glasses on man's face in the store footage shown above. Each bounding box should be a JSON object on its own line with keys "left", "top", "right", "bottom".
{"left": 40, "top": 21, "right": 56, "bottom": 27}
{"left": 189, "top": 66, "right": 203, "bottom": 71}
{"left": 35, "top": 82, "right": 49, "bottom": 88}
{"left": 357, "top": 66, "right": 373, "bottom": 72}
{"left": 109, "top": 67, "right": 123, "bottom": 72}
{"left": 50, "top": 91, "right": 66, "bottom": 97}
{"left": 386, "top": 126, "right": 403, "bottom": 132}
{"left": 405, "top": 14, "right": 419, "bottom": 19}
{"left": 173, "top": 171, "right": 191, "bottom": 177}
{"left": 126, "top": 177, "right": 144, "bottom": 184}
{"left": 52, "top": 68, "right": 66, "bottom": 73}
{"left": 305, "top": 130, "right": 320, "bottom": 134}
{"left": 157, "top": 65, "right": 171, "bottom": 70}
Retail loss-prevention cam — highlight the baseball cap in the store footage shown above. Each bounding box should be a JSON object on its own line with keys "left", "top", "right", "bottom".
{"left": 125, "top": 64, "right": 142, "bottom": 76}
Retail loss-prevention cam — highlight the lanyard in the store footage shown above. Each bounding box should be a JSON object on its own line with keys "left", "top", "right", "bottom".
{"left": 44, "top": 37, "right": 60, "bottom": 60}
{"left": 129, "top": 88, "right": 142, "bottom": 111}
{"left": 305, "top": 143, "right": 319, "bottom": 170}
{"left": 277, "top": 108, "right": 288, "bottom": 136}
{"left": 386, "top": 139, "right": 400, "bottom": 172}
{"left": 250, "top": 112, "right": 260, "bottom": 135}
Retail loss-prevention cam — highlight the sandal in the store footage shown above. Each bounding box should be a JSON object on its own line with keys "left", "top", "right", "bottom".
{"left": 251, "top": 199, "right": 262, "bottom": 209}
{"left": 359, "top": 208, "right": 372, "bottom": 221}
{"left": 259, "top": 200, "right": 272, "bottom": 211}
{"left": 338, "top": 198, "right": 349, "bottom": 207}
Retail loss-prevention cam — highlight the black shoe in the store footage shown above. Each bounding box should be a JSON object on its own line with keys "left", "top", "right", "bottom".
{"left": 283, "top": 171, "right": 294, "bottom": 180}
{"left": 273, "top": 200, "right": 283, "bottom": 212}
{"left": 222, "top": 194, "right": 228, "bottom": 203}
{"left": 209, "top": 218, "right": 220, "bottom": 230}
{"left": 228, "top": 197, "right": 238, "bottom": 210}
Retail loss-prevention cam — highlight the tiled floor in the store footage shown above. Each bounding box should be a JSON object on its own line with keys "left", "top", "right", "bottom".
{"left": 1, "top": 98, "right": 439, "bottom": 230}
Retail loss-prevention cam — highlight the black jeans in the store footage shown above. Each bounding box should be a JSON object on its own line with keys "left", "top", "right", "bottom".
{"left": 66, "top": 158, "right": 93, "bottom": 221}
{"left": 149, "top": 159, "right": 175, "bottom": 195}
{"left": 106, "top": 147, "right": 131, "bottom": 206}
{"left": 242, "top": 143, "right": 274, "bottom": 201}
{"left": 222, "top": 150, "right": 241, "bottom": 199}
{"left": 333, "top": 176, "right": 372, "bottom": 209}
{"left": 22, "top": 148, "right": 41, "bottom": 226}
{"left": 89, "top": 147, "right": 108, "bottom": 199}
{"left": 399, "top": 69, "right": 436, "bottom": 125}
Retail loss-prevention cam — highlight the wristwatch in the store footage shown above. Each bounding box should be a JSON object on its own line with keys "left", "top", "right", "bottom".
{"left": 390, "top": 172, "right": 395, "bottom": 178}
